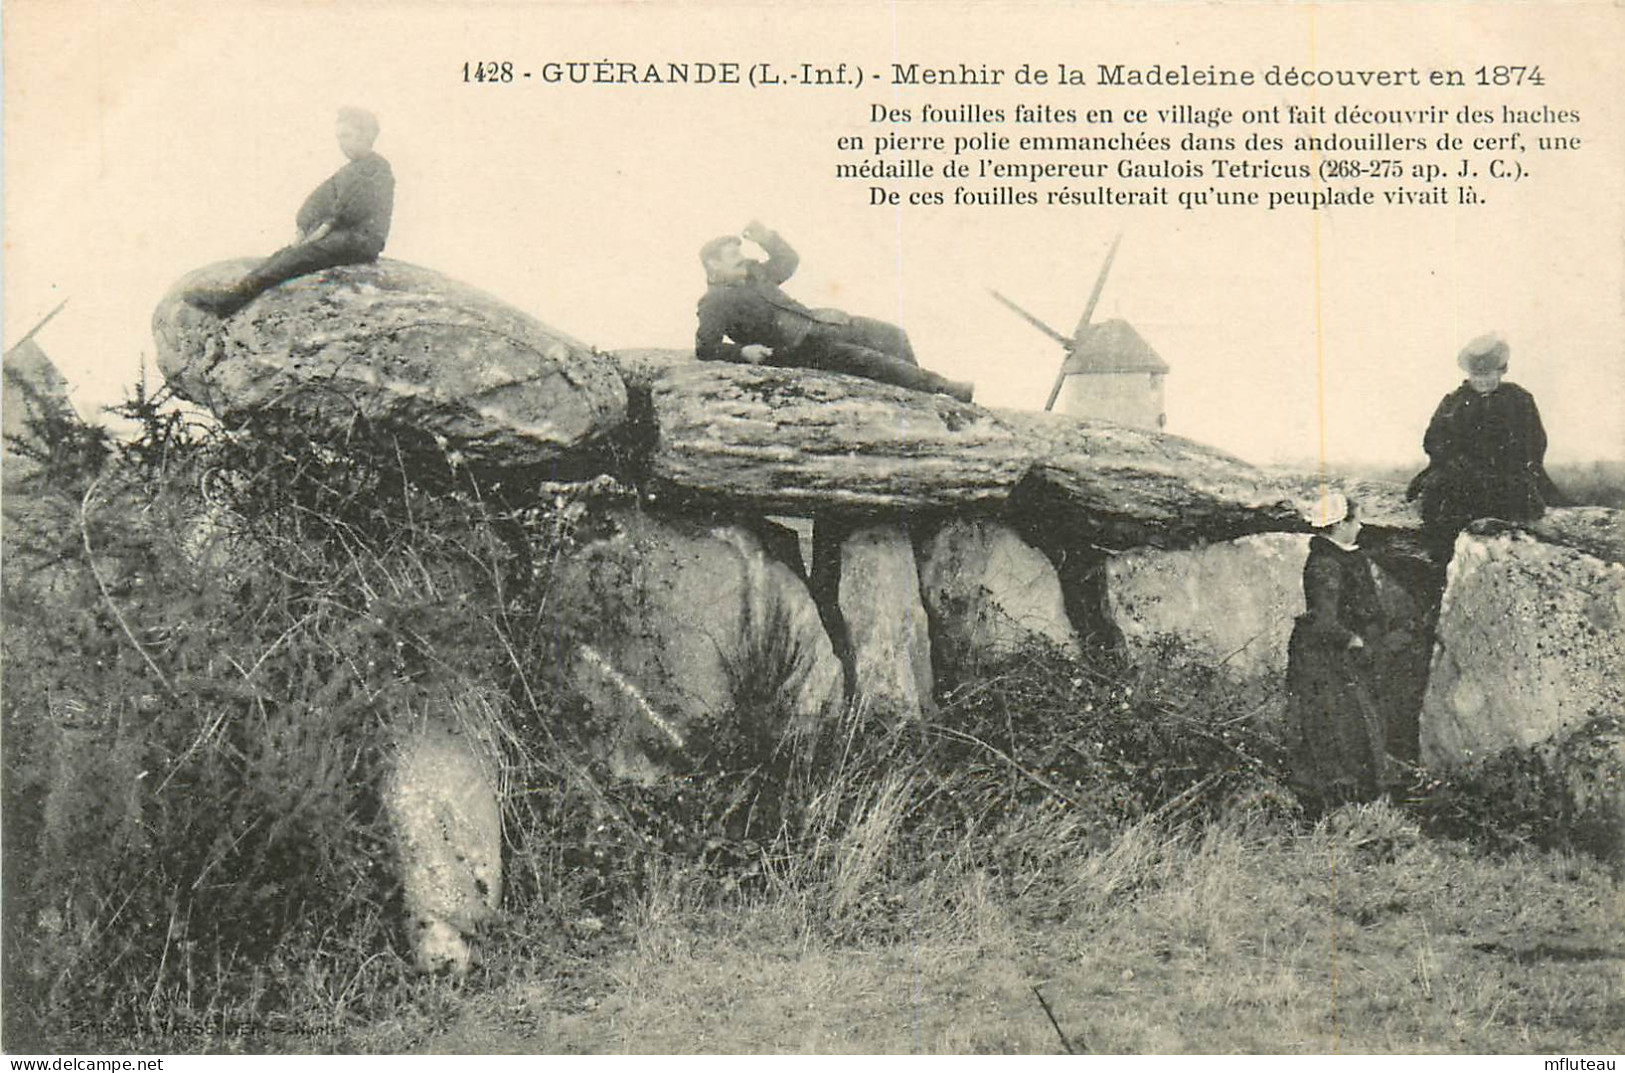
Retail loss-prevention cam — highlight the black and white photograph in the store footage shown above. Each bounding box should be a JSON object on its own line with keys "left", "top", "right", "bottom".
{"left": 3, "top": 0, "right": 1622, "bottom": 1058}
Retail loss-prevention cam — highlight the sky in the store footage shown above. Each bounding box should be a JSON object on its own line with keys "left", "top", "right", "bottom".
{"left": 4, "top": 0, "right": 1622, "bottom": 467}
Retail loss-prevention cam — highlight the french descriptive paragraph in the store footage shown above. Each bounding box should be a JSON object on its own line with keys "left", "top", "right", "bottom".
{"left": 841, "top": 62, "right": 1579, "bottom": 213}
{"left": 460, "top": 57, "right": 1588, "bottom": 215}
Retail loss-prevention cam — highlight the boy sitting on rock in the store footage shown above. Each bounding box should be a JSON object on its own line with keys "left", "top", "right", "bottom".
{"left": 184, "top": 108, "right": 394, "bottom": 316}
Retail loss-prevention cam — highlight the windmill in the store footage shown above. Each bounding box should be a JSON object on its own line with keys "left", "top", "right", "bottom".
{"left": 990, "top": 234, "right": 1121, "bottom": 412}
{"left": 3, "top": 299, "right": 72, "bottom": 405}
{"left": 3, "top": 299, "right": 79, "bottom": 481}
{"left": 990, "top": 235, "right": 1169, "bottom": 430}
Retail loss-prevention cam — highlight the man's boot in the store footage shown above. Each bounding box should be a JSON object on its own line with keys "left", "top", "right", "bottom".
{"left": 181, "top": 282, "right": 251, "bottom": 316}
{"left": 894, "top": 361, "right": 974, "bottom": 403}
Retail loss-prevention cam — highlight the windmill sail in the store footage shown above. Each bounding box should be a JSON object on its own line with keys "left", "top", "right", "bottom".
{"left": 1044, "top": 232, "right": 1121, "bottom": 411}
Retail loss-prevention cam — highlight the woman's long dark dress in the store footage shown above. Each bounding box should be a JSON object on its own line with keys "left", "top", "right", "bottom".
{"left": 1286, "top": 535, "right": 1392, "bottom": 814}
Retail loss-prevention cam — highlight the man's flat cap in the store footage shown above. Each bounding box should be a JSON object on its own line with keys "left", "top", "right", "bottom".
{"left": 699, "top": 234, "right": 742, "bottom": 267}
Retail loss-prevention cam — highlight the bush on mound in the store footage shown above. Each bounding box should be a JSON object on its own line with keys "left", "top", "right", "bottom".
{"left": 2, "top": 390, "right": 567, "bottom": 1045}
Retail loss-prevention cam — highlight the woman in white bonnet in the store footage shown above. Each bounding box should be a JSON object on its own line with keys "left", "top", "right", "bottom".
{"left": 1285, "top": 492, "right": 1396, "bottom": 814}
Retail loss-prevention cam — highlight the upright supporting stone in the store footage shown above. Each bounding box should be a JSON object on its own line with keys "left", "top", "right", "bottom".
{"left": 33, "top": 700, "right": 146, "bottom": 951}
{"left": 386, "top": 696, "right": 503, "bottom": 975}
{"left": 1105, "top": 533, "right": 1312, "bottom": 683}
{"left": 916, "top": 519, "right": 1081, "bottom": 681}
{"left": 1102, "top": 533, "right": 1426, "bottom": 757}
{"left": 1424, "top": 528, "right": 1624, "bottom": 761}
{"left": 813, "top": 519, "right": 936, "bottom": 721}
{"left": 555, "top": 508, "right": 845, "bottom": 779}
{"left": 1422, "top": 523, "right": 1625, "bottom": 859}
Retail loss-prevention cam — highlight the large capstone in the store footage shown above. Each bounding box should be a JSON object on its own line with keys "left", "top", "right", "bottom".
{"left": 640, "top": 360, "right": 1028, "bottom": 515}
{"left": 153, "top": 259, "right": 627, "bottom": 477}
{"left": 620, "top": 351, "right": 1417, "bottom": 553}
{"left": 1001, "top": 409, "right": 1344, "bottom": 549}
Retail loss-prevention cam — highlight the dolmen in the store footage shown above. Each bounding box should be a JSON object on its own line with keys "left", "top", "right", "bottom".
{"left": 147, "top": 261, "right": 1623, "bottom": 970}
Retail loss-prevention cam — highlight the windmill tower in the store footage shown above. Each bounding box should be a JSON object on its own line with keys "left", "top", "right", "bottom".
{"left": 991, "top": 235, "right": 1170, "bottom": 431}
{"left": 1056, "top": 318, "right": 1168, "bottom": 430}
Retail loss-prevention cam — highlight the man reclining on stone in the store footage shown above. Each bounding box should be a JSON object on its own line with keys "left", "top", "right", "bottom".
{"left": 184, "top": 108, "right": 395, "bottom": 316}
{"left": 695, "top": 222, "right": 974, "bottom": 402}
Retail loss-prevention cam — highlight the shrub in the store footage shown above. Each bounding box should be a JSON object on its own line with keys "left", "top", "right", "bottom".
{"left": 543, "top": 633, "right": 1298, "bottom": 944}
{"left": 1, "top": 388, "right": 578, "bottom": 1047}
{"left": 1409, "top": 714, "right": 1625, "bottom": 864}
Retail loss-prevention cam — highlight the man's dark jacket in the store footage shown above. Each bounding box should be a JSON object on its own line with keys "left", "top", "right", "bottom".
{"left": 695, "top": 231, "right": 850, "bottom": 364}
{"left": 295, "top": 151, "right": 395, "bottom": 255}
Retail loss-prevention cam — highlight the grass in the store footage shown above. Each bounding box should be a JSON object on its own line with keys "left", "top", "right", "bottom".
{"left": 19, "top": 772, "right": 1616, "bottom": 1054}
{"left": 287, "top": 804, "right": 1622, "bottom": 1055}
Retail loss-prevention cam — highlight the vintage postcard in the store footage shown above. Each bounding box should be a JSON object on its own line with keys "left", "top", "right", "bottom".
{"left": 4, "top": 0, "right": 1622, "bottom": 1059}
